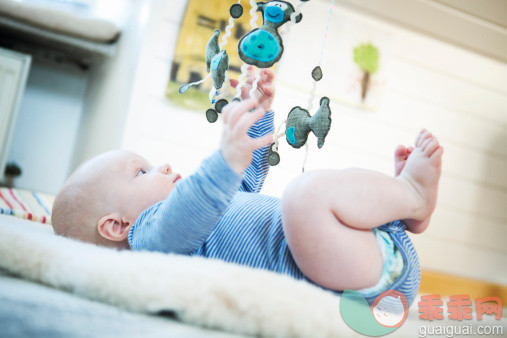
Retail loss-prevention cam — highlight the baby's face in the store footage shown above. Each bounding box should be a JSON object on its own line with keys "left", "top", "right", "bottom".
{"left": 100, "top": 150, "right": 182, "bottom": 222}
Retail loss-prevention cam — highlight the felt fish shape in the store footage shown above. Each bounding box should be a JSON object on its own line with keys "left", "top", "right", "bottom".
{"left": 285, "top": 97, "right": 332, "bottom": 149}
{"left": 238, "top": 1, "right": 302, "bottom": 68}
{"left": 179, "top": 29, "right": 229, "bottom": 94}
{"left": 206, "top": 29, "right": 221, "bottom": 72}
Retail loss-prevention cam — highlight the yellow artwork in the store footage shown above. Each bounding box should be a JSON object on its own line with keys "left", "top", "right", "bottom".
{"left": 167, "top": 0, "right": 263, "bottom": 111}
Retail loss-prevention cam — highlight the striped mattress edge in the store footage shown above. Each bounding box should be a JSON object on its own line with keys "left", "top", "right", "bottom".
{"left": 0, "top": 187, "right": 54, "bottom": 224}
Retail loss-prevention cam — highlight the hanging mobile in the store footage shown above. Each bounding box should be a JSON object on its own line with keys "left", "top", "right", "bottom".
{"left": 179, "top": 0, "right": 335, "bottom": 174}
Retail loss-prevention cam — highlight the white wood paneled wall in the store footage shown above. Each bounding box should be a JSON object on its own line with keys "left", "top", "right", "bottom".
{"left": 122, "top": 0, "right": 507, "bottom": 285}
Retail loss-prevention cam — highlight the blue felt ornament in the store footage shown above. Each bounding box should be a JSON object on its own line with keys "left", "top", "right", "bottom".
{"left": 238, "top": 1, "right": 302, "bottom": 68}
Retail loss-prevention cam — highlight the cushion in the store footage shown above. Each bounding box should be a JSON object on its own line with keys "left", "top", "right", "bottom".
{"left": 0, "top": 0, "right": 122, "bottom": 43}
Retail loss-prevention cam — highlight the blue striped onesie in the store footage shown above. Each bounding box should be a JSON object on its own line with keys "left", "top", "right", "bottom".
{"left": 128, "top": 110, "right": 420, "bottom": 305}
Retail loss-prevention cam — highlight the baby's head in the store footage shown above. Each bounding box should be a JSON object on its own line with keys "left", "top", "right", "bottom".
{"left": 52, "top": 150, "right": 181, "bottom": 248}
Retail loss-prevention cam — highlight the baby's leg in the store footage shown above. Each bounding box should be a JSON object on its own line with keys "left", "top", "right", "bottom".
{"left": 281, "top": 129, "right": 442, "bottom": 291}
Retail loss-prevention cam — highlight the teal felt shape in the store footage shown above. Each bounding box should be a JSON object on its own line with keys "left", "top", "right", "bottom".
{"left": 265, "top": 5, "right": 284, "bottom": 23}
{"left": 205, "top": 30, "right": 220, "bottom": 73}
{"left": 240, "top": 30, "right": 279, "bottom": 63}
{"left": 210, "top": 49, "right": 229, "bottom": 89}
{"left": 211, "top": 54, "right": 221, "bottom": 70}
{"left": 286, "top": 126, "right": 296, "bottom": 145}
{"left": 238, "top": 1, "right": 302, "bottom": 68}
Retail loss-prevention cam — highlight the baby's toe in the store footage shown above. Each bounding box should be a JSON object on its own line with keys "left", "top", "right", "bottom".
{"left": 421, "top": 136, "right": 435, "bottom": 153}
{"left": 424, "top": 138, "right": 440, "bottom": 156}
{"left": 395, "top": 145, "right": 408, "bottom": 160}
{"left": 415, "top": 129, "right": 427, "bottom": 147}
{"left": 418, "top": 132, "right": 433, "bottom": 149}
{"left": 431, "top": 146, "right": 444, "bottom": 161}
{"left": 416, "top": 129, "right": 433, "bottom": 147}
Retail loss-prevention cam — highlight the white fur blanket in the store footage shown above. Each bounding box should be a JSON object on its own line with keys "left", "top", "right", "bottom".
{"left": 0, "top": 215, "right": 352, "bottom": 337}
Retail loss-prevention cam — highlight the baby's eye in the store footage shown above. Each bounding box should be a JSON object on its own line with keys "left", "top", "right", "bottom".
{"left": 137, "top": 169, "right": 147, "bottom": 176}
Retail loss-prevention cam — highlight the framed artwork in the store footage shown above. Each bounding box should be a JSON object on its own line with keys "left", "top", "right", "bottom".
{"left": 333, "top": 14, "right": 393, "bottom": 110}
{"left": 167, "top": 0, "right": 264, "bottom": 111}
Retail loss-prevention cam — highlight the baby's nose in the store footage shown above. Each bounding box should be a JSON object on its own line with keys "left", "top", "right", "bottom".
{"left": 158, "top": 164, "right": 172, "bottom": 175}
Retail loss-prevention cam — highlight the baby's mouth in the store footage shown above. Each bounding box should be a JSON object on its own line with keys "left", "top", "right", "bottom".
{"left": 173, "top": 174, "right": 182, "bottom": 183}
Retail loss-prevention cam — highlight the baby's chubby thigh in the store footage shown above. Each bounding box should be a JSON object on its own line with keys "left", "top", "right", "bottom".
{"left": 280, "top": 170, "right": 383, "bottom": 291}
{"left": 280, "top": 170, "right": 333, "bottom": 231}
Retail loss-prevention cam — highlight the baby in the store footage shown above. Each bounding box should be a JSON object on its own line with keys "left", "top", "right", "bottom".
{"left": 52, "top": 68, "right": 442, "bottom": 306}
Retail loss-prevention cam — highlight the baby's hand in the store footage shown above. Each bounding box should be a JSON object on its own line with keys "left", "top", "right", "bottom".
{"left": 220, "top": 98, "right": 274, "bottom": 174}
{"left": 230, "top": 67, "right": 275, "bottom": 113}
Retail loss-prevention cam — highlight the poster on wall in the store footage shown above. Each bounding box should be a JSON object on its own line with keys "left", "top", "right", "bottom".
{"left": 275, "top": 5, "right": 393, "bottom": 111}
{"left": 167, "top": 0, "right": 264, "bottom": 111}
{"left": 337, "top": 16, "right": 393, "bottom": 110}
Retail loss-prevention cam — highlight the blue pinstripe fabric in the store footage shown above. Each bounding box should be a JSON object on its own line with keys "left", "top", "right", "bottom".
{"left": 128, "top": 110, "right": 420, "bottom": 304}
{"left": 370, "top": 221, "right": 421, "bottom": 306}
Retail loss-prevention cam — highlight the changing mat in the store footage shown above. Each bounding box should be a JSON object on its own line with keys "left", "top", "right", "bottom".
{"left": 0, "top": 215, "right": 351, "bottom": 337}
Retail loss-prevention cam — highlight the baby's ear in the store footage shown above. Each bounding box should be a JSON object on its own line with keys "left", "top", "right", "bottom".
{"left": 97, "top": 213, "right": 131, "bottom": 242}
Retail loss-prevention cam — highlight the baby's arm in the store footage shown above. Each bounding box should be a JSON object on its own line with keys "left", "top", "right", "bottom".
{"left": 129, "top": 150, "right": 243, "bottom": 254}
{"left": 240, "top": 109, "right": 274, "bottom": 192}
{"left": 231, "top": 68, "right": 276, "bottom": 193}
{"left": 129, "top": 99, "right": 273, "bottom": 254}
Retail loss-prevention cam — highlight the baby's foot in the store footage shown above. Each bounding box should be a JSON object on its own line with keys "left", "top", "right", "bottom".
{"left": 394, "top": 145, "right": 414, "bottom": 176}
{"left": 398, "top": 129, "right": 443, "bottom": 234}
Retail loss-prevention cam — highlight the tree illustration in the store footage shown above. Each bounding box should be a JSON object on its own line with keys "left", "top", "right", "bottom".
{"left": 353, "top": 43, "right": 379, "bottom": 101}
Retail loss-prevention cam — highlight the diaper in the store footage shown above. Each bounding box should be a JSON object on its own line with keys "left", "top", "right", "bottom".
{"left": 358, "top": 221, "right": 421, "bottom": 306}
{"left": 357, "top": 227, "right": 404, "bottom": 298}
{"left": 301, "top": 221, "right": 420, "bottom": 306}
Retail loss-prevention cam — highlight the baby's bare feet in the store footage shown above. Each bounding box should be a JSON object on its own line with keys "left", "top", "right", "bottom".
{"left": 398, "top": 129, "right": 443, "bottom": 234}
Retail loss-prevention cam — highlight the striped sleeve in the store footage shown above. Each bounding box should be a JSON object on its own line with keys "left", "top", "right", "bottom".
{"left": 240, "top": 110, "right": 274, "bottom": 193}
{"left": 128, "top": 150, "right": 244, "bottom": 254}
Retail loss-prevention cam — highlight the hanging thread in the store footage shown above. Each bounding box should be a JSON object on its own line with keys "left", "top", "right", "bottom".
{"left": 272, "top": 1, "right": 314, "bottom": 154}
{"left": 180, "top": 74, "right": 211, "bottom": 95}
{"left": 249, "top": 68, "right": 262, "bottom": 99}
{"left": 235, "top": 64, "right": 249, "bottom": 99}
{"left": 301, "top": 0, "right": 335, "bottom": 173}
{"left": 249, "top": 0, "right": 259, "bottom": 29}
{"left": 306, "top": 0, "right": 334, "bottom": 111}
{"left": 235, "top": 0, "right": 261, "bottom": 100}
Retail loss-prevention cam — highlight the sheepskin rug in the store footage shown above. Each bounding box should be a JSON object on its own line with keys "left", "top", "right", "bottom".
{"left": 0, "top": 215, "right": 354, "bottom": 337}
